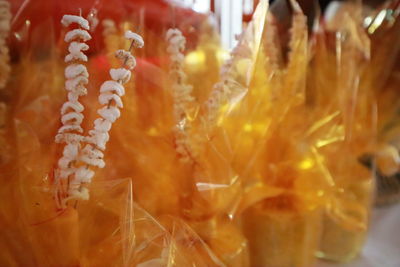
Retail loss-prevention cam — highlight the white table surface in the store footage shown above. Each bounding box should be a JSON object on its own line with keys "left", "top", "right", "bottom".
{"left": 317, "top": 203, "right": 400, "bottom": 267}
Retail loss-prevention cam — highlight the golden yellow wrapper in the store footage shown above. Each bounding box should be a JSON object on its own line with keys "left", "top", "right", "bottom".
{"left": 1, "top": 0, "right": 392, "bottom": 266}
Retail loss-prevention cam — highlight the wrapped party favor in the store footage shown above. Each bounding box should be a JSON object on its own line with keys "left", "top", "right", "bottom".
{"left": 368, "top": 0, "right": 400, "bottom": 206}
{"left": 1, "top": 0, "right": 246, "bottom": 266}
{"left": 1, "top": 0, "right": 397, "bottom": 266}
{"left": 316, "top": 0, "right": 400, "bottom": 262}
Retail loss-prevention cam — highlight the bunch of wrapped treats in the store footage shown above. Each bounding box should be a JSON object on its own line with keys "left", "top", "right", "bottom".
{"left": 0, "top": 0, "right": 399, "bottom": 266}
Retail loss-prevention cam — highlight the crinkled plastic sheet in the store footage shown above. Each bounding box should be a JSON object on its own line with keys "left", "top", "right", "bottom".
{"left": 2, "top": 121, "right": 228, "bottom": 267}
{"left": 207, "top": 1, "right": 376, "bottom": 266}
{"left": 0, "top": 1, "right": 228, "bottom": 267}
{"left": 0, "top": 0, "right": 382, "bottom": 267}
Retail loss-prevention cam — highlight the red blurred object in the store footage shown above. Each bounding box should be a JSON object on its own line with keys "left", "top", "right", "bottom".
{"left": 9, "top": 0, "right": 207, "bottom": 54}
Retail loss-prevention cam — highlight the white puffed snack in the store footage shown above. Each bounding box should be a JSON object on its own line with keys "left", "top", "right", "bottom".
{"left": 65, "top": 76, "right": 88, "bottom": 92}
{"left": 99, "top": 80, "right": 125, "bottom": 96}
{"left": 65, "top": 29, "right": 92, "bottom": 42}
{"left": 165, "top": 28, "right": 181, "bottom": 40}
{"left": 65, "top": 53, "right": 88, "bottom": 63}
{"left": 65, "top": 64, "right": 88, "bottom": 79}
{"left": 68, "top": 41, "right": 89, "bottom": 53}
{"left": 61, "top": 112, "right": 84, "bottom": 125}
{"left": 166, "top": 28, "right": 196, "bottom": 163}
{"left": 68, "top": 187, "right": 90, "bottom": 200}
{"left": 55, "top": 133, "right": 84, "bottom": 144}
{"left": 61, "top": 101, "right": 84, "bottom": 114}
{"left": 86, "top": 130, "right": 110, "bottom": 150}
{"left": 64, "top": 42, "right": 89, "bottom": 62}
{"left": 81, "top": 144, "right": 104, "bottom": 159}
{"left": 169, "top": 69, "right": 187, "bottom": 81}
{"left": 169, "top": 35, "right": 185, "bottom": 49}
{"left": 170, "top": 53, "right": 185, "bottom": 63}
{"left": 54, "top": 12, "right": 93, "bottom": 203}
{"left": 61, "top": 15, "right": 90, "bottom": 30}
{"left": 58, "top": 168, "right": 76, "bottom": 179}
{"left": 62, "top": 143, "right": 79, "bottom": 159}
{"left": 167, "top": 44, "right": 184, "bottom": 55}
{"left": 110, "top": 68, "right": 131, "bottom": 84}
{"left": 67, "top": 187, "right": 90, "bottom": 201}
{"left": 58, "top": 125, "right": 83, "bottom": 134}
{"left": 98, "top": 93, "right": 123, "bottom": 108}
{"left": 75, "top": 167, "right": 95, "bottom": 183}
{"left": 67, "top": 92, "right": 79, "bottom": 102}
{"left": 66, "top": 86, "right": 87, "bottom": 97}
{"left": 98, "top": 106, "right": 121, "bottom": 123}
{"left": 93, "top": 118, "right": 112, "bottom": 132}
{"left": 65, "top": 42, "right": 89, "bottom": 62}
{"left": 115, "top": 50, "right": 136, "bottom": 69}
{"left": 58, "top": 156, "right": 73, "bottom": 169}
{"left": 125, "top": 30, "right": 144, "bottom": 48}
{"left": 80, "top": 154, "right": 105, "bottom": 168}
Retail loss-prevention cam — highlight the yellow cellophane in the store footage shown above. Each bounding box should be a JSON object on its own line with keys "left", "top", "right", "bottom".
{"left": 0, "top": 0, "right": 384, "bottom": 266}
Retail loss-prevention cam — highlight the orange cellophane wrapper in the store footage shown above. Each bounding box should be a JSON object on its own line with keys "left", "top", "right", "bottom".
{"left": 103, "top": 21, "right": 250, "bottom": 267}
{"left": 0, "top": 1, "right": 239, "bottom": 266}
{"left": 317, "top": 1, "right": 400, "bottom": 261}
{"left": 0, "top": 65, "right": 227, "bottom": 267}
{"left": 310, "top": 4, "right": 377, "bottom": 263}
{"left": 208, "top": 1, "right": 375, "bottom": 266}
{"left": 209, "top": 2, "right": 324, "bottom": 266}
{"left": 0, "top": 0, "right": 383, "bottom": 266}
{"left": 96, "top": 2, "right": 255, "bottom": 266}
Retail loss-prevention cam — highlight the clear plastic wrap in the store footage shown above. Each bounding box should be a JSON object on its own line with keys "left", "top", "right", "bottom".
{"left": 0, "top": 0, "right": 387, "bottom": 266}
